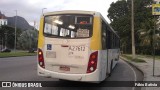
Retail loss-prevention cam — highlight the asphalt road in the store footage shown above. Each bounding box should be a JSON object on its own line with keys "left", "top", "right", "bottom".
{"left": 0, "top": 56, "right": 143, "bottom": 90}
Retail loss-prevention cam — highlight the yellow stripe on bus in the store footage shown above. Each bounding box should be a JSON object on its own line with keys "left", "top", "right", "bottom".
{"left": 90, "top": 16, "right": 102, "bottom": 50}
{"left": 38, "top": 17, "right": 45, "bottom": 48}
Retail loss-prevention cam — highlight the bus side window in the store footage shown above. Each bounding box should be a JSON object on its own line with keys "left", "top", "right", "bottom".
{"left": 102, "top": 21, "right": 106, "bottom": 50}
{"left": 113, "top": 33, "right": 115, "bottom": 49}
{"left": 113, "top": 34, "right": 115, "bottom": 48}
{"left": 106, "top": 27, "right": 108, "bottom": 49}
{"left": 107, "top": 29, "right": 111, "bottom": 49}
{"left": 111, "top": 32, "right": 113, "bottom": 49}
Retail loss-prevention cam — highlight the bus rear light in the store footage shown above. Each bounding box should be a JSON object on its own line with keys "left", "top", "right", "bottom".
{"left": 91, "top": 55, "right": 96, "bottom": 59}
{"left": 38, "top": 51, "right": 42, "bottom": 55}
{"left": 87, "top": 51, "right": 98, "bottom": 73}
{"left": 39, "top": 62, "right": 43, "bottom": 66}
{"left": 91, "top": 61, "right": 95, "bottom": 64}
{"left": 38, "top": 49, "right": 45, "bottom": 68}
{"left": 39, "top": 57, "right": 43, "bottom": 61}
{"left": 90, "top": 67, "right": 94, "bottom": 71}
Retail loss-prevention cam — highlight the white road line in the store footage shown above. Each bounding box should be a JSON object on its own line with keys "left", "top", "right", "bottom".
{"left": 121, "top": 59, "right": 137, "bottom": 90}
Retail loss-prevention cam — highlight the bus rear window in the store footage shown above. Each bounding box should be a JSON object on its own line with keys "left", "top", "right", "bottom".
{"left": 43, "top": 15, "right": 93, "bottom": 38}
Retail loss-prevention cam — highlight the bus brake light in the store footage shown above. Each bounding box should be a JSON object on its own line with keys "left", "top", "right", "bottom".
{"left": 87, "top": 51, "right": 98, "bottom": 73}
{"left": 38, "top": 49, "right": 45, "bottom": 68}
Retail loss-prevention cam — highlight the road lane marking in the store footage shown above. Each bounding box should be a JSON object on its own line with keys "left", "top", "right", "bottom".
{"left": 121, "top": 59, "right": 137, "bottom": 90}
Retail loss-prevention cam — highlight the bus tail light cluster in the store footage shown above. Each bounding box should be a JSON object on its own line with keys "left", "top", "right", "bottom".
{"left": 38, "top": 48, "right": 45, "bottom": 68}
{"left": 87, "top": 51, "right": 98, "bottom": 73}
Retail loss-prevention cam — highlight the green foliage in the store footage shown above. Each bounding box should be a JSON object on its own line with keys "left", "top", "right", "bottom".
{"left": 108, "top": 0, "right": 131, "bottom": 53}
{"left": 108, "top": 0, "right": 160, "bottom": 55}
{"left": 17, "top": 29, "right": 38, "bottom": 50}
{"left": 0, "top": 25, "right": 38, "bottom": 51}
{"left": 108, "top": 0, "right": 129, "bottom": 21}
{"left": 137, "top": 19, "right": 154, "bottom": 54}
{"left": 0, "top": 51, "right": 36, "bottom": 58}
{"left": 0, "top": 25, "right": 21, "bottom": 49}
{"left": 121, "top": 54, "right": 146, "bottom": 63}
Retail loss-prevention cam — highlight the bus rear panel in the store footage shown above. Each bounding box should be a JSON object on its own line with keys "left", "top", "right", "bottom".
{"left": 37, "top": 10, "right": 120, "bottom": 82}
{"left": 38, "top": 12, "right": 102, "bottom": 82}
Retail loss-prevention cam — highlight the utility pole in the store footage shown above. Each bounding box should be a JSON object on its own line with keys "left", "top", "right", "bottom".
{"left": 131, "top": 0, "right": 136, "bottom": 60}
{"left": 4, "top": 32, "right": 7, "bottom": 49}
{"left": 0, "top": 36, "right": 1, "bottom": 51}
{"left": 2, "top": 37, "right": 3, "bottom": 50}
{"left": 151, "top": 0, "right": 160, "bottom": 76}
{"left": 42, "top": 8, "right": 47, "bottom": 16}
{"left": 153, "top": 15, "right": 156, "bottom": 76}
{"left": 14, "top": 10, "right": 17, "bottom": 52}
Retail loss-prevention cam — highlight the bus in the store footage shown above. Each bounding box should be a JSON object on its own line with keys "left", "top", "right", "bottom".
{"left": 37, "top": 10, "right": 120, "bottom": 82}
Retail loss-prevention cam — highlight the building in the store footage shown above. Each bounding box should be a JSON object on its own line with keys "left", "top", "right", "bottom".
{"left": 0, "top": 11, "right": 7, "bottom": 51}
{"left": 0, "top": 11, "right": 7, "bottom": 26}
{"left": 0, "top": 19, "right": 7, "bottom": 26}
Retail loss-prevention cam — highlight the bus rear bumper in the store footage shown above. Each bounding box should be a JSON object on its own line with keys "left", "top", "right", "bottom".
{"left": 38, "top": 65, "right": 101, "bottom": 82}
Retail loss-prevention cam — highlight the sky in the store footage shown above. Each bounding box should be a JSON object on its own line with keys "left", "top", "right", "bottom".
{"left": 0, "top": 0, "right": 118, "bottom": 28}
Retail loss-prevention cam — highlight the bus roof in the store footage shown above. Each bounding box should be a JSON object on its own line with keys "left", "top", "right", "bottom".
{"left": 43, "top": 10, "right": 100, "bottom": 16}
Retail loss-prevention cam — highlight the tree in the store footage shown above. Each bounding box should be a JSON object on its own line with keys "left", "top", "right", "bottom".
{"left": 137, "top": 19, "right": 154, "bottom": 54}
{"left": 108, "top": 0, "right": 129, "bottom": 22}
{"left": 107, "top": 0, "right": 155, "bottom": 54}
{"left": 0, "top": 25, "right": 21, "bottom": 49}
{"left": 17, "top": 29, "right": 38, "bottom": 50}
{"left": 108, "top": 0, "right": 131, "bottom": 54}
{"left": 138, "top": 18, "right": 160, "bottom": 54}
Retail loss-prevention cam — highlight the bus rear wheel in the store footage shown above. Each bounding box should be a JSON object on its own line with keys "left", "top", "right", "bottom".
{"left": 109, "top": 60, "right": 113, "bottom": 77}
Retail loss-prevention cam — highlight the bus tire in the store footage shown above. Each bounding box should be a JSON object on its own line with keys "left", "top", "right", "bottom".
{"left": 109, "top": 60, "right": 113, "bottom": 77}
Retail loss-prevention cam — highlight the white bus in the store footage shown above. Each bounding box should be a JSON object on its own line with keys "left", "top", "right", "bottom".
{"left": 37, "top": 10, "right": 120, "bottom": 82}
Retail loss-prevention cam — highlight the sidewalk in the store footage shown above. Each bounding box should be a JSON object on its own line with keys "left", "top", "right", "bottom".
{"left": 121, "top": 56, "right": 160, "bottom": 90}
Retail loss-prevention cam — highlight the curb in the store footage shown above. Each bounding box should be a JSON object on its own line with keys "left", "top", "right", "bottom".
{"left": 120, "top": 56, "right": 147, "bottom": 90}
{"left": 120, "top": 56, "right": 147, "bottom": 80}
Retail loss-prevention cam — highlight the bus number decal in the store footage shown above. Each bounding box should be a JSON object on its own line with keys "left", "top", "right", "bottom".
{"left": 69, "top": 46, "right": 85, "bottom": 51}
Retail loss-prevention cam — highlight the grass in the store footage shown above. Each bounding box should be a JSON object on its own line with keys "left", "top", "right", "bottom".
{"left": 121, "top": 54, "right": 146, "bottom": 63}
{"left": 0, "top": 51, "right": 37, "bottom": 58}
{"left": 123, "top": 54, "right": 160, "bottom": 61}
{"left": 137, "top": 55, "right": 160, "bottom": 60}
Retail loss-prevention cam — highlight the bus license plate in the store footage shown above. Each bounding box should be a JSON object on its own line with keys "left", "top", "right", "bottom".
{"left": 69, "top": 45, "right": 85, "bottom": 51}
{"left": 59, "top": 66, "right": 70, "bottom": 71}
